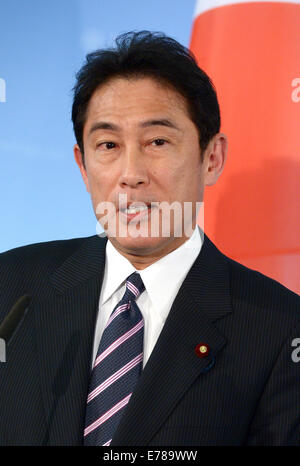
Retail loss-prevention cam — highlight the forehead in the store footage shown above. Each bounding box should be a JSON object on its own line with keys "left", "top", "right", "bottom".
{"left": 84, "top": 76, "right": 191, "bottom": 125}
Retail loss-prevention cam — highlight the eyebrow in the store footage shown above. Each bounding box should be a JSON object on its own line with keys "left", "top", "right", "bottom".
{"left": 140, "top": 119, "right": 180, "bottom": 131}
{"left": 88, "top": 118, "right": 180, "bottom": 136}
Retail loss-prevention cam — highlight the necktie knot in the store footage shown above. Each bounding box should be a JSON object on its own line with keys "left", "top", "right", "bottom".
{"left": 125, "top": 272, "right": 145, "bottom": 300}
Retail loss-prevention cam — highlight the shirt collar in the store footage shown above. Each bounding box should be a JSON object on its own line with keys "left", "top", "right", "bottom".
{"left": 101, "top": 227, "right": 203, "bottom": 312}
{"left": 100, "top": 241, "right": 136, "bottom": 305}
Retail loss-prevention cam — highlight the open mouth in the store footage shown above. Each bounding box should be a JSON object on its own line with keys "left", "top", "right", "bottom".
{"left": 119, "top": 202, "right": 153, "bottom": 220}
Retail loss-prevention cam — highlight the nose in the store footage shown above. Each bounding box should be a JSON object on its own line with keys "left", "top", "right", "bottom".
{"left": 118, "top": 145, "right": 149, "bottom": 189}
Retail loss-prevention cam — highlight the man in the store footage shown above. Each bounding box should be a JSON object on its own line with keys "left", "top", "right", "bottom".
{"left": 0, "top": 31, "right": 299, "bottom": 446}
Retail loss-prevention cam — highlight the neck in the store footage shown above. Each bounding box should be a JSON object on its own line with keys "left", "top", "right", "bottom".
{"left": 108, "top": 233, "right": 194, "bottom": 270}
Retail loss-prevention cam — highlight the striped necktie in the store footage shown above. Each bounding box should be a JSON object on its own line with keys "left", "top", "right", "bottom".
{"left": 84, "top": 272, "right": 145, "bottom": 446}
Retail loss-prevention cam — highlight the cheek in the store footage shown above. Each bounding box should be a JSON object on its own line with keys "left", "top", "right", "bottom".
{"left": 85, "top": 171, "right": 109, "bottom": 207}
{"left": 153, "top": 168, "right": 181, "bottom": 194}
{"left": 172, "top": 164, "right": 203, "bottom": 200}
{"left": 169, "top": 159, "right": 199, "bottom": 185}
{"left": 86, "top": 161, "right": 108, "bottom": 189}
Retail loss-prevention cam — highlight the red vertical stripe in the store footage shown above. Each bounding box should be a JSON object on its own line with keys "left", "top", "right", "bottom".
{"left": 190, "top": 1, "right": 300, "bottom": 294}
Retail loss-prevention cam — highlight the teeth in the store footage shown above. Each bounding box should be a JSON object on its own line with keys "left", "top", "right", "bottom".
{"left": 124, "top": 205, "right": 149, "bottom": 214}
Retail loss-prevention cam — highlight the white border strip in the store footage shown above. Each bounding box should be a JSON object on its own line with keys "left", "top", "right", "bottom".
{"left": 194, "top": 0, "right": 300, "bottom": 18}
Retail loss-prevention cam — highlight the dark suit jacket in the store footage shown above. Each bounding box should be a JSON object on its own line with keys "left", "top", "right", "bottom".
{"left": 0, "top": 234, "right": 299, "bottom": 446}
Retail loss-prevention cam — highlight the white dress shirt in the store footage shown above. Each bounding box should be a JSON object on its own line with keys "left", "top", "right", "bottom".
{"left": 92, "top": 226, "right": 203, "bottom": 369}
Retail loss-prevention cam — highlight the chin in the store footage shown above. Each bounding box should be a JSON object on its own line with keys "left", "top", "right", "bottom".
{"left": 109, "top": 234, "right": 175, "bottom": 256}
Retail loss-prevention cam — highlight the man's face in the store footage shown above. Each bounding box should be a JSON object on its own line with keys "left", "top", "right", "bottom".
{"left": 74, "top": 76, "right": 226, "bottom": 264}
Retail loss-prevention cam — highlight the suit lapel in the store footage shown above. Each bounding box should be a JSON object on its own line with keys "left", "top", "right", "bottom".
{"left": 111, "top": 235, "right": 232, "bottom": 446}
{"left": 34, "top": 235, "right": 107, "bottom": 445}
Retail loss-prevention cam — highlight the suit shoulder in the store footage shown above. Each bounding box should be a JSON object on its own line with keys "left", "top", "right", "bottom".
{"left": 0, "top": 236, "right": 105, "bottom": 290}
{"left": 225, "top": 254, "right": 300, "bottom": 320}
{"left": 227, "top": 254, "right": 299, "bottom": 298}
{"left": 0, "top": 235, "right": 105, "bottom": 322}
{"left": 0, "top": 236, "right": 89, "bottom": 270}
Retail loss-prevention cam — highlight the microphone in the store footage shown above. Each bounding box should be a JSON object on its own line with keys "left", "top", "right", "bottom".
{"left": 0, "top": 295, "right": 31, "bottom": 363}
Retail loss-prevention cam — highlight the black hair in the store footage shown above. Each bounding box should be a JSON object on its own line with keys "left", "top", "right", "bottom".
{"left": 72, "top": 30, "right": 220, "bottom": 160}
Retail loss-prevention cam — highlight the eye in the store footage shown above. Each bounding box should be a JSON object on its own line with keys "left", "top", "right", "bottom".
{"left": 97, "top": 141, "right": 116, "bottom": 150}
{"left": 151, "top": 138, "right": 167, "bottom": 146}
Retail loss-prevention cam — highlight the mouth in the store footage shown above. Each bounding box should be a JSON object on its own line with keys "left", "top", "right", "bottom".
{"left": 119, "top": 201, "right": 153, "bottom": 221}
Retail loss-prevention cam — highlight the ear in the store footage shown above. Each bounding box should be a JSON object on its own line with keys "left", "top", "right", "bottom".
{"left": 204, "top": 133, "right": 228, "bottom": 186}
{"left": 74, "top": 144, "right": 90, "bottom": 193}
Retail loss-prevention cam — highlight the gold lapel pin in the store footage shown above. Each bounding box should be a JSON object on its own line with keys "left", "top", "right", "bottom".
{"left": 195, "top": 343, "right": 210, "bottom": 358}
